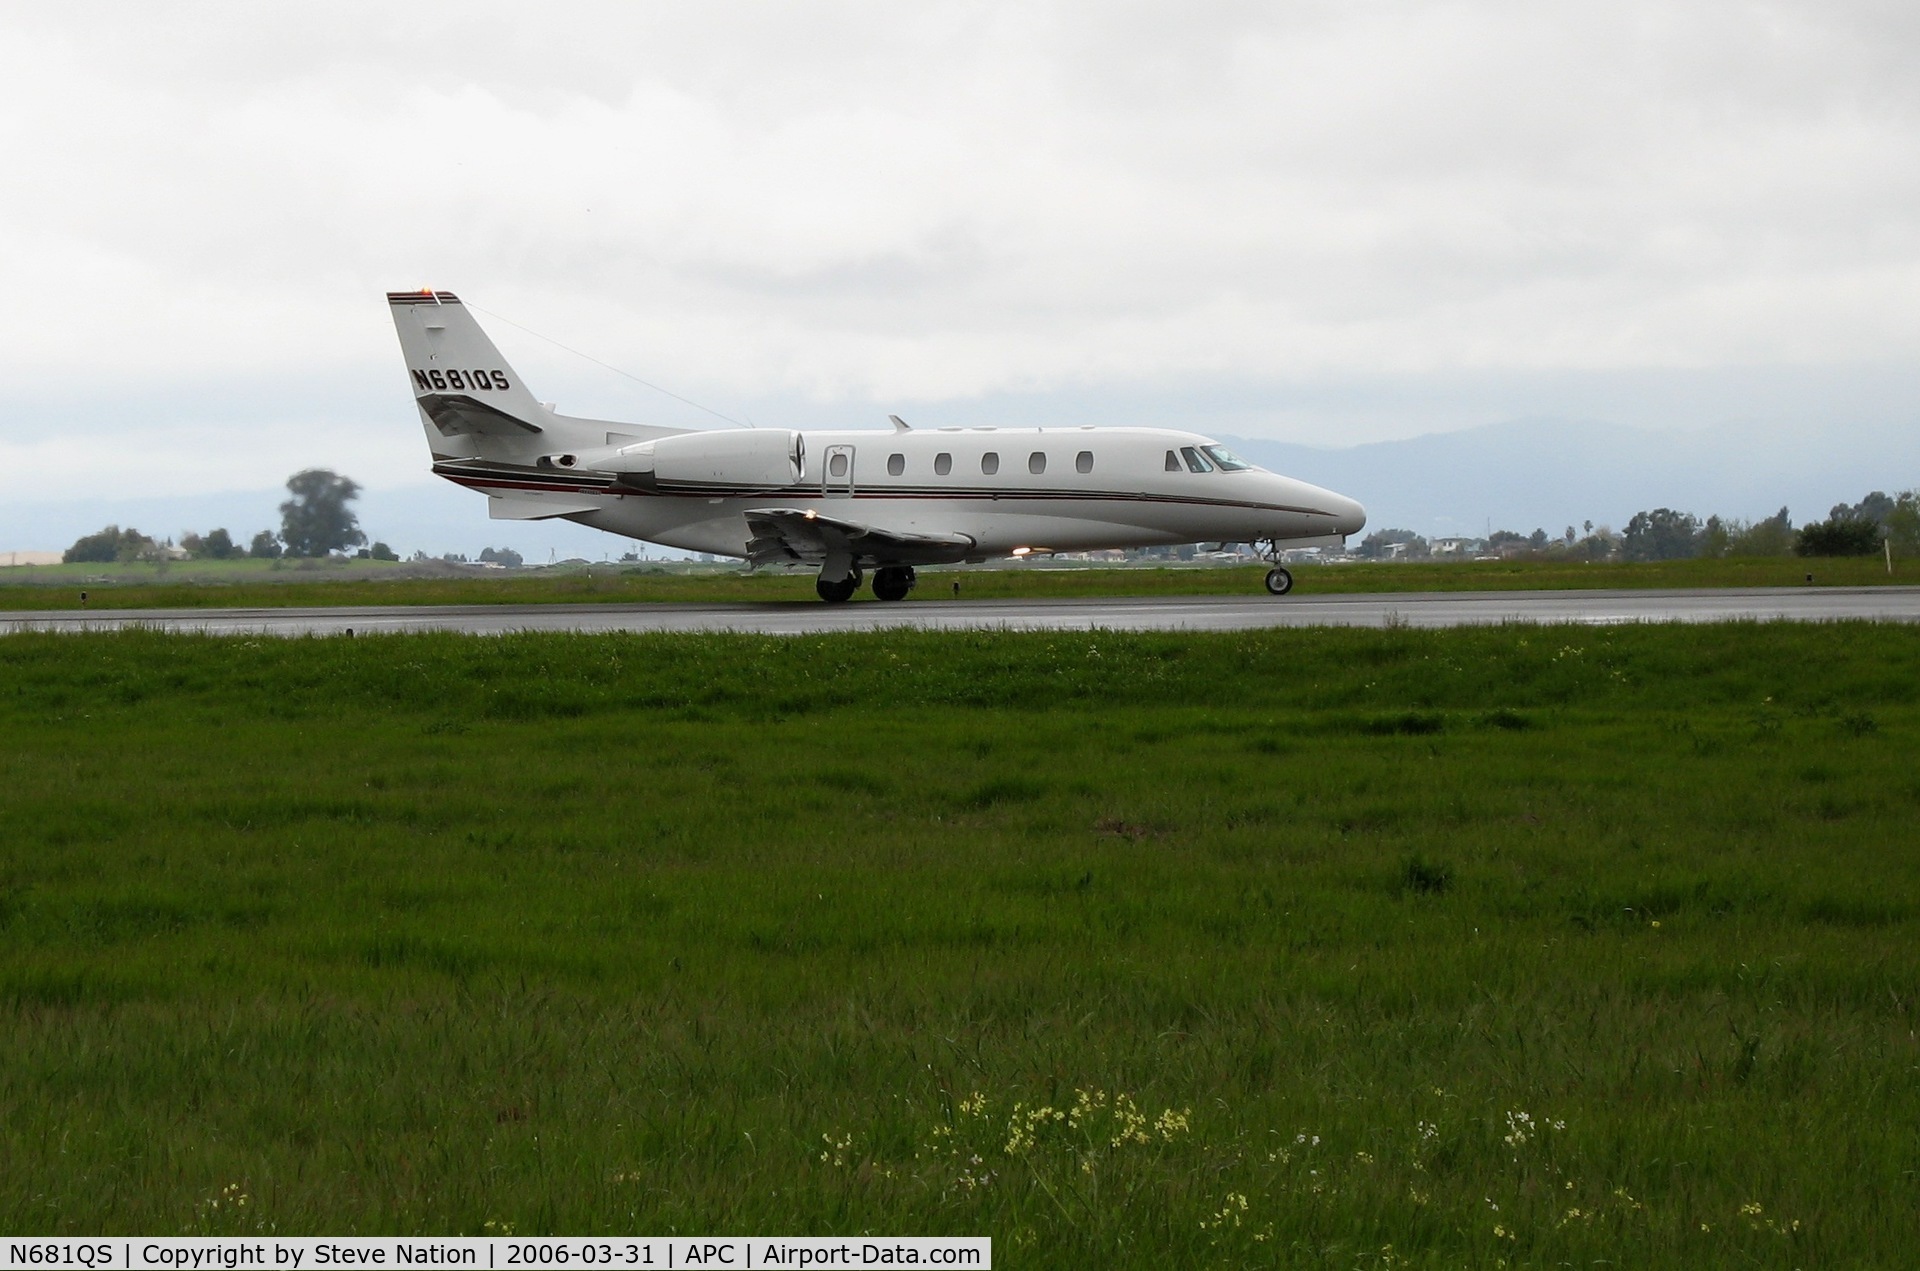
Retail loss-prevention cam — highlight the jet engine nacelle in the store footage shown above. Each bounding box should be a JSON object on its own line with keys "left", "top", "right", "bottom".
{"left": 586, "top": 429, "right": 804, "bottom": 490}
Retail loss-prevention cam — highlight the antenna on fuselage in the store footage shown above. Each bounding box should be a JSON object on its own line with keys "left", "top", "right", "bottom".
{"left": 888, "top": 414, "right": 911, "bottom": 432}
{"left": 465, "top": 302, "right": 751, "bottom": 429}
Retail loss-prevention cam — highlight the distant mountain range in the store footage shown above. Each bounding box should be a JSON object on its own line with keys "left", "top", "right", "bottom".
{"left": 5, "top": 416, "right": 1916, "bottom": 559}
{"left": 1224, "top": 415, "right": 1920, "bottom": 539}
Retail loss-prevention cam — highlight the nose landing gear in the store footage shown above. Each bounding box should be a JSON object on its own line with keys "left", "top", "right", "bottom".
{"left": 1255, "top": 539, "right": 1294, "bottom": 597}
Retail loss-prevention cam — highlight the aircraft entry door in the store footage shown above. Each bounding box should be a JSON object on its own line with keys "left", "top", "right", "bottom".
{"left": 823, "top": 445, "right": 855, "bottom": 498}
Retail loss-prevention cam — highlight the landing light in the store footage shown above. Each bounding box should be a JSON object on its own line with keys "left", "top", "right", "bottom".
{"left": 1012, "top": 546, "right": 1031, "bottom": 556}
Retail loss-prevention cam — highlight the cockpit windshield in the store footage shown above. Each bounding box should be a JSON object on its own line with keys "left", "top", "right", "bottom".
{"left": 1201, "top": 445, "right": 1253, "bottom": 471}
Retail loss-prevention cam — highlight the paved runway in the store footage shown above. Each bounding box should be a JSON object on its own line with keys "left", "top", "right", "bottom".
{"left": 5, "top": 586, "right": 1919, "bottom": 637}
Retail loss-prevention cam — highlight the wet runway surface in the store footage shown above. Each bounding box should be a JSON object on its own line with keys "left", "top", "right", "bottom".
{"left": 6, "top": 586, "right": 1920, "bottom": 636}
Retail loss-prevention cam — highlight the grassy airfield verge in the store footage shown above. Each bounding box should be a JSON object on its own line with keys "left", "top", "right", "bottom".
{"left": 0, "top": 552, "right": 1916, "bottom": 609}
{"left": 1, "top": 625, "right": 1916, "bottom": 1266}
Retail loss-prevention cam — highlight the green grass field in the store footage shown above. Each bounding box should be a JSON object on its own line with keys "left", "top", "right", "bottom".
{"left": 0, "top": 553, "right": 1915, "bottom": 609}
{"left": 1, "top": 624, "right": 1916, "bottom": 1266}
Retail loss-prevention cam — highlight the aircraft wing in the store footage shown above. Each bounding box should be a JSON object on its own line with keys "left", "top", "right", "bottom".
{"left": 744, "top": 508, "right": 974, "bottom": 569}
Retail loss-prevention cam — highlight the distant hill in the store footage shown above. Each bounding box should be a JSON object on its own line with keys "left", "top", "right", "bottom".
{"left": 0, "top": 484, "right": 633, "bottom": 563}
{"left": 1224, "top": 416, "right": 1920, "bottom": 538}
{"left": 6, "top": 416, "right": 1915, "bottom": 558}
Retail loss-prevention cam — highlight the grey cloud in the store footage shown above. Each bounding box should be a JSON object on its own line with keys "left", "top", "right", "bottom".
{"left": 1, "top": 0, "right": 1917, "bottom": 508}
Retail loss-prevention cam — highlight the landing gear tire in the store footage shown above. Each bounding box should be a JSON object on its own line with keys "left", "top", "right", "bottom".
{"left": 872, "top": 565, "right": 917, "bottom": 602}
{"left": 816, "top": 569, "right": 862, "bottom": 603}
{"left": 1264, "top": 567, "right": 1294, "bottom": 596}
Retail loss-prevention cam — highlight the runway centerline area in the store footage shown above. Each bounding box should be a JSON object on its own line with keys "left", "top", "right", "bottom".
{"left": 4, "top": 586, "right": 1919, "bottom": 637}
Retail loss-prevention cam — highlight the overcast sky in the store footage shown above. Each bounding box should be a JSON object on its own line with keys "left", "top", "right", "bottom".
{"left": 2, "top": 0, "right": 1916, "bottom": 517}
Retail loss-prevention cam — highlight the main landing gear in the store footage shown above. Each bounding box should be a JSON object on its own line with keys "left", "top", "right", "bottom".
{"left": 872, "top": 565, "right": 916, "bottom": 602}
{"left": 814, "top": 565, "right": 917, "bottom": 603}
{"left": 816, "top": 568, "right": 861, "bottom": 603}
{"left": 1255, "top": 539, "right": 1294, "bottom": 597}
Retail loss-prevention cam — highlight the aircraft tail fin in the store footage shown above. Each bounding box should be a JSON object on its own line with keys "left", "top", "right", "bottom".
{"left": 387, "top": 290, "right": 561, "bottom": 456}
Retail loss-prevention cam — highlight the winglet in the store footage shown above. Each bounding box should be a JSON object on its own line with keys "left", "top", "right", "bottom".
{"left": 888, "top": 414, "right": 911, "bottom": 432}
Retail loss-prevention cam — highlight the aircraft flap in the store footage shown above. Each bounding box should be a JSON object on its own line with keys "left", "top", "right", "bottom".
{"left": 743, "top": 508, "right": 973, "bottom": 569}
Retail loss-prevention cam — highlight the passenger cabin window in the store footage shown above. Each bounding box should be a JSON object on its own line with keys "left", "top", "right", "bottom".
{"left": 981, "top": 452, "right": 1000, "bottom": 475}
{"left": 1165, "top": 450, "right": 1181, "bottom": 472}
{"left": 1181, "top": 446, "right": 1214, "bottom": 473}
{"left": 887, "top": 453, "right": 905, "bottom": 476}
{"left": 829, "top": 452, "right": 850, "bottom": 478}
{"left": 1028, "top": 451, "right": 1047, "bottom": 475}
{"left": 934, "top": 452, "right": 952, "bottom": 476}
{"left": 1076, "top": 450, "right": 1094, "bottom": 473}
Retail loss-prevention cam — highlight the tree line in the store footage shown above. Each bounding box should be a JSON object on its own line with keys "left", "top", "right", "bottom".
{"left": 1357, "top": 488, "right": 1920, "bottom": 562}
{"left": 63, "top": 469, "right": 396, "bottom": 564}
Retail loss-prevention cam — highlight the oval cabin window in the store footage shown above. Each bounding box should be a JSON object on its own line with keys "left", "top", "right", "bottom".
{"left": 1076, "top": 450, "right": 1094, "bottom": 474}
{"left": 1029, "top": 452, "right": 1047, "bottom": 475}
{"left": 934, "top": 452, "right": 952, "bottom": 476}
{"left": 829, "top": 453, "right": 849, "bottom": 478}
{"left": 887, "top": 453, "right": 905, "bottom": 476}
{"left": 981, "top": 452, "right": 1000, "bottom": 475}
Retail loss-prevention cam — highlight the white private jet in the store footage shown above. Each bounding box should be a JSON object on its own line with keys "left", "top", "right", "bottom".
{"left": 388, "top": 290, "right": 1366, "bottom": 601}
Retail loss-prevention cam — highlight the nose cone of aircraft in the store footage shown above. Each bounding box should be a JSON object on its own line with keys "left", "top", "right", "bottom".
{"left": 1281, "top": 476, "right": 1367, "bottom": 538}
{"left": 1331, "top": 492, "right": 1367, "bottom": 538}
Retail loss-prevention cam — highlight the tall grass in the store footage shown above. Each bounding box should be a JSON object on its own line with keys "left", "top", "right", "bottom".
{"left": 0, "top": 625, "right": 1915, "bottom": 1266}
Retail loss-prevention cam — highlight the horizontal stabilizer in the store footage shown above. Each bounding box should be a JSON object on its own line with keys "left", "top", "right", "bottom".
{"left": 744, "top": 507, "right": 973, "bottom": 569}
{"left": 419, "top": 393, "right": 544, "bottom": 438}
{"left": 488, "top": 494, "right": 602, "bottom": 520}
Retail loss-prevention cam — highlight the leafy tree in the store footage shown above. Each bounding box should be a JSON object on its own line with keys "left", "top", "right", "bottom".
{"left": 1727, "top": 507, "right": 1794, "bottom": 557}
{"left": 179, "top": 528, "right": 237, "bottom": 560}
{"left": 1888, "top": 491, "right": 1920, "bottom": 554}
{"left": 279, "top": 469, "right": 366, "bottom": 557}
{"left": 249, "top": 531, "right": 283, "bottom": 559}
{"left": 1527, "top": 528, "right": 1549, "bottom": 551}
{"left": 1698, "top": 515, "right": 1732, "bottom": 558}
{"left": 1796, "top": 516, "right": 1881, "bottom": 556}
{"left": 64, "top": 525, "right": 155, "bottom": 564}
{"left": 479, "top": 546, "right": 525, "bottom": 567}
{"left": 1830, "top": 491, "right": 1895, "bottom": 529}
{"left": 369, "top": 541, "right": 399, "bottom": 562}
{"left": 1565, "top": 525, "right": 1618, "bottom": 561}
{"left": 1622, "top": 508, "right": 1701, "bottom": 561}
{"left": 1782, "top": 492, "right": 1899, "bottom": 560}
